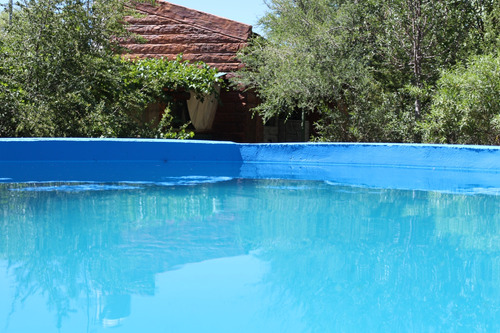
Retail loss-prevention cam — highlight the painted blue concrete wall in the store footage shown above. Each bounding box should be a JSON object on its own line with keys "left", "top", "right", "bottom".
{"left": 1, "top": 138, "right": 500, "bottom": 193}
{"left": 2, "top": 138, "right": 500, "bottom": 170}
{"left": 239, "top": 143, "right": 500, "bottom": 171}
{"left": 237, "top": 143, "right": 500, "bottom": 192}
{"left": 0, "top": 138, "right": 242, "bottom": 162}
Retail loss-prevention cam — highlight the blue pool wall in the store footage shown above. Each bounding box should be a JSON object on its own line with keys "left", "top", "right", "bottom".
{"left": 1, "top": 138, "right": 500, "bottom": 193}
{"left": 0, "top": 138, "right": 242, "bottom": 162}
{"left": 1, "top": 138, "right": 500, "bottom": 169}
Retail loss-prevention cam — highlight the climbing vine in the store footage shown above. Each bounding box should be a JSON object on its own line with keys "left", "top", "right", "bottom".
{"left": 125, "top": 55, "right": 223, "bottom": 104}
{"left": 123, "top": 55, "right": 224, "bottom": 139}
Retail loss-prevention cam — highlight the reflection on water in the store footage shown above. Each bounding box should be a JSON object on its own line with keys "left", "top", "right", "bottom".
{"left": 0, "top": 179, "right": 499, "bottom": 332}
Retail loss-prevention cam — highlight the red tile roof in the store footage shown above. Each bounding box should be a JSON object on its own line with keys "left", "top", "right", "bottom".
{"left": 123, "top": 1, "right": 253, "bottom": 72}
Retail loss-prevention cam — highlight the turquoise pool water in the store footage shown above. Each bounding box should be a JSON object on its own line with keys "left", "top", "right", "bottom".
{"left": 1, "top": 177, "right": 499, "bottom": 332}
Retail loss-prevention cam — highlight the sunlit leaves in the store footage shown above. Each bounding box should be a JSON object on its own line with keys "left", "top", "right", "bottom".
{"left": 0, "top": 1, "right": 221, "bottom": 138}
{"left": 234, "top": 0, "right": 498, "bottom": 143}
{"left": 422, "top": 53, "right": 500, "bottom": 145}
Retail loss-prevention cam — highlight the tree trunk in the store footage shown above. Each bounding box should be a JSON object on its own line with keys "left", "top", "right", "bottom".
{"left": 409, "top": 0, "right": 423, "bottom": 119}
{"left": 8, "top": 0, "right": 13, "bottom": 25}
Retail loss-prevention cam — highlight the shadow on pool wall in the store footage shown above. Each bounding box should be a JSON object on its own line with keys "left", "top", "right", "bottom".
{"left": 1, "top": 138, "right": 500, "bottom": 193}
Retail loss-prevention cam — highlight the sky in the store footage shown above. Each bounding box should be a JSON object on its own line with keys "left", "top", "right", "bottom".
{"left": 1, "top": 0, "right": 269, "bottom": 32}
{"left": 169, "top": 0, "right": 268, "bottom": 30}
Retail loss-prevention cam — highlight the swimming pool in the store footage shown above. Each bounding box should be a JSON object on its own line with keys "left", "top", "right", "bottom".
{"left": 1, "top": 139, "right": 499, "bottom": 332}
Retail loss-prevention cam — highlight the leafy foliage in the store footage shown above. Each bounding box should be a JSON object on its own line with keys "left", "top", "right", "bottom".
{"left": 234, "top": 0, "right": 498, "bottom": 143}
{"left": 0, "top": 0, "right": 221, "bottom": 138}
{"left": 422, "top": 53, "right": 500, "bottom": 145}
{"left": 121, "top": 56, "right": 222, "bottom": 139}
{"left": 154, "top": 105, "right": 195, "bottom": 139}
{"left": 236, "top": 0, "right": 380, "bottom": 141}
{"left": 2, "top": 0, "right": 499, "bottom": 143}
{"left": 124, "top": 56, "right": 222, "bottom": 106}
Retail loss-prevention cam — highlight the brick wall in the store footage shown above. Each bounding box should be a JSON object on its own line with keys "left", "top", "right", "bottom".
{"left": 121, "top": 1, "right": 263, "bottom": 142}
{"left": 123, "top": 1, "right": 252, "bottom": 73}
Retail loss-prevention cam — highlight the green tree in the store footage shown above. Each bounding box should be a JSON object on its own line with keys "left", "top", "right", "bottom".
{"left": 235, "top": 0, "right": 381, "bottom": 141}
{"left": 422, "top": 53, "right": 500, "bottom": 145}
{"left": 0, "top": 0, "right": 137, "bottom": 137}
{"left": 0, "top": 9, "right": 8, "bottom": 28}
{"left": 483, "top": 0, "right": 500, "bottom": 53}
{"left": 373, "top": 0, "right": 485, "bottom": 118}
{"left": 0, "top": 11, "right": 15, "bottom": 136}
{"left": 234, "top": 0, "right": 496, "bottom": 142}
{"left": 0, "top": 0, "right": 222, "bottom": 138}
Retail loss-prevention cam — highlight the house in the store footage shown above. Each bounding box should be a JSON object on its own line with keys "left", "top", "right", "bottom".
{"left": 122, "top": 0, "right": 264, "bottom": 142}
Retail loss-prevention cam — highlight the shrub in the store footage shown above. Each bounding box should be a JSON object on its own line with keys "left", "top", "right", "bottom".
{"left": 422, "top": 54, "right": 500, "bottom": 145}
